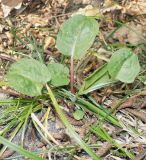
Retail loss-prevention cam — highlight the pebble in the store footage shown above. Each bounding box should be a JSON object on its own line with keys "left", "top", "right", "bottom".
{"left": 0, "top": 93, "right": 8, "bottom": 100}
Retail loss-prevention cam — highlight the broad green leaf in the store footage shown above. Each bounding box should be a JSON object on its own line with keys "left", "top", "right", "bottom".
{"left": 107, "top": 48, "right": 140, "bottom": 83}
{"left": 79, "top": 64, "right": 116, "bottom": 95}
{"left": 6, "top": 58, "right": 51, "bottom": 96}
{"left": 73, "top": 109, "right": 84, "bottom": 120}
{"left": 56, "top": 15, "right": 99, "bottom": 59}
{"left": 47, "top": 63, "right": 69, "bottom": 87}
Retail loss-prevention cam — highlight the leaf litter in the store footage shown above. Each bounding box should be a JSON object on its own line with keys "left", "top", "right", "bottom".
{"left": 0, "top": 0, "right": 146, "bottom": 159}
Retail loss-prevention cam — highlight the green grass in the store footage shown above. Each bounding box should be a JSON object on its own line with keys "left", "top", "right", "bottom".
{"left": 0, "top": 136, "right": 44, "bottom": 160}
{"left": 1, "top": 26, "right": 146, "bottom": 159}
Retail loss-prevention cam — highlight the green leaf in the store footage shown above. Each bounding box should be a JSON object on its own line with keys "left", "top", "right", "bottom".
{"left": 6, "top": 58, "right": 51, "bottom": 96}
{"left": 73, "top": 109, "right": 84, "bottom": 120}
{"left": 107, "top": 48, "right": 140, "bottom": 83}
{"left": 0, "top": 136, "right": 44, "bottom": 160}
{"left": 56, "top": 15, "right": 99, "bottom": 59}
{"left": 60, "top": 89, "right": 121, "bottom": 127}
{"left": 79, "top": 64, "right": 116, "bottom": 95}
{"left": 47, "top": 63, "right": 69, "bottom": 87}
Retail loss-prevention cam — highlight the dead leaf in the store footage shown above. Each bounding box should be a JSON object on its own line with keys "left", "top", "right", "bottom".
{"left": 134, "top": 148, "right": 146, "bottom": 160}
{"left": 123, "top": 0, "right": 146, "bottom": 15}
{"left": 1, "top": 0, "right": 23, "bottom": 17}
{"left": 74, "top": 127, "right": 86, "bottom": 138}
{"left": 72, "top": 5, "right": 100, "bottom": 17}
{"left": 73, "top": 0, "right": 82, "bottom": 4}
{"left": 44, "top": 36, "right": 55, "bottom": 50}
{"left": 127, "top": 23, "right": 143, "bottom": 45}
{"left": 101, "top": 0, "right": 122, "bottom": 13}
{"left": 73, "top": 0, "right": 91, "bottom": 4}
{"left": 57, "top": 0, "right": 67, "bottom": 5}
{"left": 82, "top": 0, "right": 91, "bottom": 4}
{"left": 52, "top": 132, "right": 70, "bottom": 141}
{"left": 113, "top": 26, "right": 128, "bottom": 43}
{"left": 27, "top": 14, "right": 48, "bottom": 27}
{"left": 114, "top": 22, "right": 144, "bottom": 45}
{"left": 5, "top": 31, "right": 13, "bottom": 46}
{"left": 102, "top": 0, "right": 146, "bottom": 15}
{"left": 0, "top": 24, "right": 5, "bottom": 33}
{"left": 96, "top": 142, "right": 112, "bottom": 156}
{"left": 103, "top": 0, "right": 115, "bottom": 7}
{"left": 1, "top": 0, "right": 23, "bottom": 7}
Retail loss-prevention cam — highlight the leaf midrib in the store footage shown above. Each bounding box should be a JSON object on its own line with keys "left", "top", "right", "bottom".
{"left": 70, "top": 20, "right": 86, "bottom": 58}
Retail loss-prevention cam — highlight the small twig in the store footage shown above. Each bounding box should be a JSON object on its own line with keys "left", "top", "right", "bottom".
{"left": 0, "top": 88, "right": 22, "bottom": 97}
{"left": 0, "top": 54, "right": 16, "bottom": 62}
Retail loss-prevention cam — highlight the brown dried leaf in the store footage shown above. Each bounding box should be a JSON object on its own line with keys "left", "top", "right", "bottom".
{"left": 26, "top": 14, "right": 48, "bottom": 27}
{"left": 102, "top": 0, "right": 146, "bottom": 15}
{"left": 5, "top": 31, "right": 13, "bottom": 46}
{"left": 74, "top": 127, "right": 86, "bottom": 138}
{"left": 101, "top": 0, "right": 122, "bottom": 13}
{"left": 113, "top": 26, "right": 128, "bottom": 43}
{"left": 73, "top": 0, "right": 91, "bottom": 5}
{"left": 96, "top": 142, "right": 112, "bottom": 156}
{"left": 1, "top": 0, "right": 23, "bottom": 17}
{"left": 134, "top": 148, "right": 146, "bottom": 160}
{"left": 114, "top": 23, "right": 144, "bottom": 45}
{"left": 127, "top": 23, "right": 144, "bottom": 45}
{"left": 1, "top": 0, "right": 23, "bottom": 7}
{"left": 44, "top": 37, "right": 55, "bottom": 50}
{"left": 72, "top": 5, "right": 100, "bottom": 17}
{"left": 123, "top": 0, "right": 146, "bottom": 15}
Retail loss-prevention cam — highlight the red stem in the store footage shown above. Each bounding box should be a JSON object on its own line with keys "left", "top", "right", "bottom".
{"left": 70, "top": 57, "right": 75, "bottom": 93}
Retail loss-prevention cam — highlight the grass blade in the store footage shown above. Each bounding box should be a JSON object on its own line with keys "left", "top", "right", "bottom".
{"left": 46, "top": 85, "right": 102, "bottom": 160}
{"left": 59, "top": 90, "right": 120, "bottom": 127}
{"left": 90, "top": 126, "right": 135, "bottom": 159}
{"left": 0, "top": 136, "right": 44, "bottom": 160}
